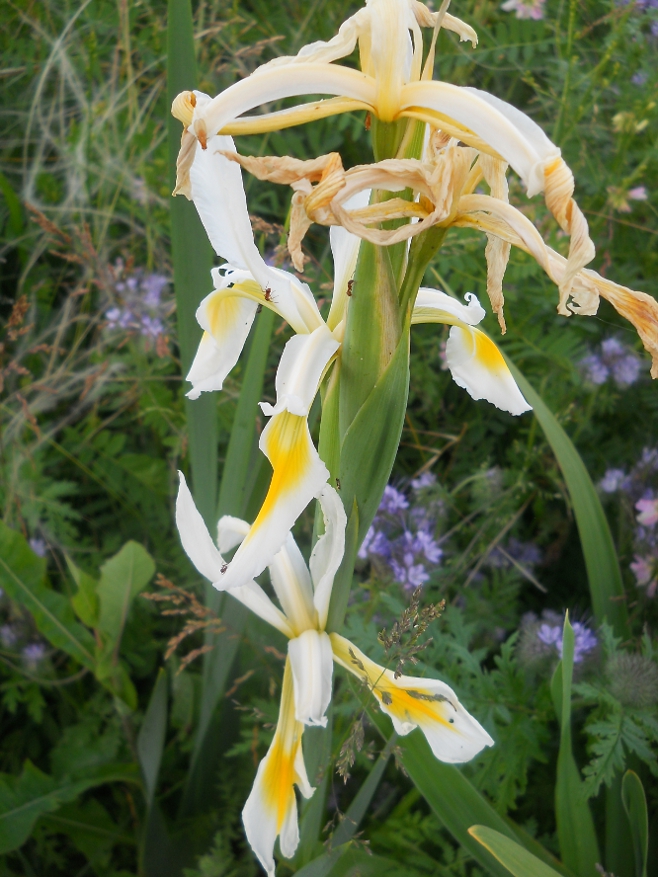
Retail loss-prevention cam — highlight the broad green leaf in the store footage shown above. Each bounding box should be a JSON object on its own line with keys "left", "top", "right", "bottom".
{"left": 364, "top": 708, "right": 572, "bottom": 877}
{"left": 296, "top": 848, "right": 425, "bottom": 877}
{"left": 0, "top": 761, "right": 139, "bottom": 855}
{"left": 339, "top": 325, "right": 410, "bottom": 547}
{"left": 0, "top": 522, "right": 95, "bottom": 669}
{"left": 40, "top": 799, "right": 134, "bottom": 861}
{"left": 96, "top": 541, "right": 155, "bottom": 648}
{"left": 398, "top": 729, "right": 518, "bottom": 877}
{"left": 605, "top": 774, "right": 635, "bottom": 877}
{"left": 137, "top": 669, "right": 169, "bottom": 810}
{"left": 469, "top": 826, "right": 565, "bottom": 877}
{"left": 551, "top": 615, "right": 600, "bottom": 877}
{"left": 621, "top": 770, "right": 649, "bottom": 877}
{"left": 509, "top": 364, "right": 629, "bottom": 638}
{"left": 168, "top": 0, "right": 217, "bottom": 525}
{"left": 66, "top": 555, "right": 100, "bottom": 629}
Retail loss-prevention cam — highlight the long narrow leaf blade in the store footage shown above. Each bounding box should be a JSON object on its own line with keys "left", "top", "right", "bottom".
{"left": 508, "top": 362, "right": 628, "bottom": 637}
{"left": 469, "top": 826, "right": 565, "bottom": 877}
{"left": 167, "top": 0, "right": 217, "bottom": 525}
{"left": 621, "top": 770, "right": 649, "bottom": 877}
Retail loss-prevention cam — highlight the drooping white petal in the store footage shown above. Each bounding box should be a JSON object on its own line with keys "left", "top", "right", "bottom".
{"left": 268, "top": 533, "right": 317, "bottom": 634}
{"left": 242, "top": 660, "right": 314, "bottom": 877}
{"left": 260, "top": 325, "right": 340, "bottom": 417}
{"left": 327, "top": 188, "right": 370, "bottom": 331}
{"left": 446, "top": 325, "right": 531, "bottom": 416}
{"left": 186, "top": 283, "right": 258, "bottom": 399}
{"left": 217, "top": 515, "right": 251, "bottom": 554}
{"left": 288, "top": 629, "right": 333, "bottom": 727}
{"left": 189, "top": 134, "right": 267, "bottom": 275}
{"left": 412, "top": 289, "right": 486, "bottom": 326}
{"left": 219, "top": 411, "right": 329, "bottom": 592}
{"left": 310, "top": 485, "right": 347, "bottom": 629}
{"left": 195, "top": 63, "right": 376, "bottom": 144}
{"left": 330, "top": 634, "right": 494, "bottom": 764}
{"left": 175, "top": 471, "right": 224, "bottom": 582}
{"left": 400, "top": 81, "right": 558, "bottom": 196}
{"left": 189, "top": 136, "right": 315, "bottom": 334}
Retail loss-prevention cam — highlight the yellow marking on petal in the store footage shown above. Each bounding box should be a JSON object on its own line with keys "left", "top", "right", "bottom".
{"left": 471, "top": 327, "right": 508, "bottom": 373}
{"left": 221, "top": 99, "right": 372, "bottom": 137}
{"left": 251, "top": 413, "right": 312, "bottom": 534}
{"left": 262, "top": 659, "right": 305, "bottom": 831}
{"left": 400, "top": 108, "right": 502, "bottom": 160}
{"left": 206, "top": 294, "right": 243, "bottom": 338}
{"left": 374, "top": 683, "right": 455, "bottom": 731}
{"left": 262, "top": 736, "right": 296, "bottom": 831}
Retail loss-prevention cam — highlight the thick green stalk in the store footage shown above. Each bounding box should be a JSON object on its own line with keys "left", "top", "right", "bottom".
{"left": 167, "top": 0, "right": 217, "bottom": 525}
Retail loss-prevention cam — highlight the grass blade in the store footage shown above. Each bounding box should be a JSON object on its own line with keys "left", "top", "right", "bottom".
{"left": 469, "top": 826, "right": 565, "bottom": 877}
{"left": 550, "top": 614, "right": 600, "bottom": 877}
{"left": 508, "top": 362, "right": 629, "bottom": 637}
{"left": 167, "top": 0, "right": 217, "bottom": 525}
{"left": 621, "top": 770, "right": 649, "bottom": 877}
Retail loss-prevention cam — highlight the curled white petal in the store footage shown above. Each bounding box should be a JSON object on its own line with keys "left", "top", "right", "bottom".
{"left": 186, "top": 288, "right": 258, "bottom": 399}
{"left": 260, "top": 325, "right": 340, "bottom": 417}
{"left": 175, "top": 471, "right": 224, "bottom": 582}
{"left": 219, "top": 412, "right": 329, "bottom": 592}
{"left": 446, "top": 326, "right": 531, "bottom": 416}
{"left": 331, "top": 634, "right": 494, "bottom": 764}
{"left": 310, "top": 484, "right": 347, "bottom": 629}
{"left": 242, "top": 660, "right": 314, "bottom": 877}
{"left": 288, "top": 629, "right": 333, "bottom": 727}
{"left": 412, "top": 289, "right": 486, "bottom": 326}
{"left": 217, "top": 515, "right": 251, "bottom": 554}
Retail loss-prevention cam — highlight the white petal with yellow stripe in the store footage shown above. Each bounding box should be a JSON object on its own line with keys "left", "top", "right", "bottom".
{"left": 186, "top": 270, "right": 259, "bottom": 400}
{"left": 242, "top": 659, "right": 314, "bottom": 877}
{"left": 219, "top": 410, "right": 329, "bottom": 590}
{"left": 330, "top": 634, "right": 494, "bottom": 763}
{"left": 411, "top": 289, "right": 530, "bottom": 416}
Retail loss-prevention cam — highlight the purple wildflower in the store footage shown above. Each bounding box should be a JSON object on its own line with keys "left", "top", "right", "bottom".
{"left": 379, "top": 485, "right": 409, "bottom": 515}
{"left": 0, "top": 624, "right": 18, "bottom": 647}
{"left": 411, "top": 472, "right": 436, "bottom": 491}
{"left": 22, "top": 642, "right": 46, "bottom": 668}
{"left": 501, "top": 0, "right": 546, "bottom": 20}
{"left": 537, "top": 618, "right": 598, "bottom": 662}
{"left": 29, "top": 537, "right": 47, "bottom": 558}
{"left": 600, "top": 468, "right": 627, "bottom": 493}
{"left": 414, "top": 529, "right": 443, "bottom": 563}
{"left": 581, "top": 354, "right": 609, "bottom": 385}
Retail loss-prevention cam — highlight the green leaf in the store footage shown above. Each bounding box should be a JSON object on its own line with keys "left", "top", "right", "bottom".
{"left": 0, "top": 522, "right": 95, "bottom": 669}
{"left": 0, "top": 761, "right": 139, "bottom": 855}
{"left": 339, "top": 326, "right": 410, "bottom": 547}
{"left": 397, "top": 729, "right": 518, "bottom": 877}
{"left": 96, "top": 541, "right": 155, "bottom": 649}
{"left": 66, "top": 555, "right": 100, "bottom": 629}
{"left": 551, "top": 615, "right": 600, "bottom": 877}
{"left": 621, "top": 770, "right": 649, "bottom": 877}
{"left": 364, "top": 707, "right": 573, "bottom": 877}
{"left": 137, "top": 669, "right": 169, "bottom": 810}
{"left": 167, "top": 0, "right": 217, "bottom": 526}
{"left": 40, "top": 799, "right": 135, "bottom": 861}
{"left": 468, "top": 826, "right": 565, "bottom": 877}
{"left": 508, "top": 363, "right": 629, "bottom": 638}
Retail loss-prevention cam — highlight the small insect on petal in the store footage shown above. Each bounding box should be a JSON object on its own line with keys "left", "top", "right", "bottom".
{"left": 221, "top": 563, "right": 229, "bottom": 574}
{"left": 346, "top": 280, "right": 355, "bottom": 297}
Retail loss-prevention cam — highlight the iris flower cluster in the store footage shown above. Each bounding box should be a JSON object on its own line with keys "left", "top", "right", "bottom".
{"left": 170, "top": 1, "right": 658, "bottom": 872}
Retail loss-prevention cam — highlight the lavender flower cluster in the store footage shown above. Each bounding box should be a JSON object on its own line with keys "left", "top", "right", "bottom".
{"left": 600, "top": 448, "right": 658, "bottom": 598}
{"left": 580, "top": 337, "right": 642, "bottom": 389}
{"left": 517, "top": 610, "right": 598, "bottom": 670}
{"left": 620, "top": 0, "right": 658, "bottom": 38}
{"left": 105, "top": 260, "right": 171, "bottom": 341}
{"left": 0, "top": 590, "right": 48, "bottom": 671}
{"left": 359, "top": 475, "right": 444, "bottom": 591}
{"left": 501, "top": 0, "right": 546, "bottom": 21}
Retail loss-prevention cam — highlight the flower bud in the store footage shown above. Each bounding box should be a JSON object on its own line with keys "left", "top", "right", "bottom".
{"left": 607, "top": 653, "right": 658, "bottom": 709}
{"left": 171, "top": 90, "right": 197, "bottom": 128}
